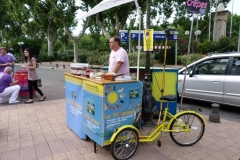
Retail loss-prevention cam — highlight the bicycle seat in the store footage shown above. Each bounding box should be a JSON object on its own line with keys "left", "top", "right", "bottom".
{"left": 160, "top": 95, "right": 176, "bottom": 101}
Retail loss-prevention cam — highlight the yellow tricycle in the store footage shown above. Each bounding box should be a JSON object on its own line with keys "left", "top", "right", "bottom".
{"left": 109, "top": 94, "right": 206, "bottom": 160}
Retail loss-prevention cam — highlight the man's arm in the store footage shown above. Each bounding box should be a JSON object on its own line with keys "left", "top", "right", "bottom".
{"left": 112, "top": 61, "right": 123, "bottom": 74}
{"left": 9, "top": 80, "right": 19, "bottom": 86}
{"left": 0, "top": 63, "right": 10, "bottom": 67}
{"left": 10, "top": 61, "right": 14, "bottom": 67}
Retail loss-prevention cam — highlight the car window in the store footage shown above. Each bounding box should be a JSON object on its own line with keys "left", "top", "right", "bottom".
{"left": 230, "top": 57, "right": 240, "bottom": 75}
{"left": 179, "top": 66, "right": 193, "bottom": 74}
{"left": 193, "top": 58, "right": 228, "bottom": 75}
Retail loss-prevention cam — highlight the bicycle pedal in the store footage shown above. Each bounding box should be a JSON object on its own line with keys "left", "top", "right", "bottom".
{"left": 157, "top": 140, "right": 161, "bottom": 147}
{"left": 198, "top": 108, "right": 202, "bottom": 112}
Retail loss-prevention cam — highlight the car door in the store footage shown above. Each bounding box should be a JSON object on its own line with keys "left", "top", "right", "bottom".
{"left": 181, "top": 57, "right": 229, "bottom": 103}
{"left": 223, "top": 56, "right": 240, "bottom": 106}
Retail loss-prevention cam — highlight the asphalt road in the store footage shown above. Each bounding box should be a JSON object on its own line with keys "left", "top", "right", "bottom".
{"left": 15, "top": 64, "right": 67, "bottom": 101}
{"left": 14, "top": 64, "right": 240, "bottom": 123}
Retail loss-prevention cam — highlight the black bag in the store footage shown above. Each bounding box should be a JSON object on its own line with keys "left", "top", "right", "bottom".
{"left": 142, "top": 86, "right": 157, "bottom": 119}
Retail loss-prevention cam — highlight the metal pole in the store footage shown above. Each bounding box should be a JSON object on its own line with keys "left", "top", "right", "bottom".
{"left": 21, "top": 45, "right": 24, "bottom": 63}
{"left": 175, "top": 40, "right": 177, "bottom": 65}
{"left": 144, "top": 0, "right": 151, "bottom": 92}
{"left": 238, "top": 24, "right": 240, "bottom": 51}
{"left": 136, "top": 7, "right": 141, "bottom": 81}
{"left": 180, "top": 15, "right": 194, "bottom": 108}
{"left": 129, "top": 31, "right": 131, "bottom": 54}
{"left": 209, "top": 0, "right": 212, "bottom": 40}
{"left": 196, "top": 14, "right": 199, "bottom": 41}
{"left": 213, "top": 0, "right": 218, "bottom": 41}
{"left": 230, "top": 0, "right": 234, "bottom": 38}
{"left": 134, "top": 0, "right": 141, "bottom": 81}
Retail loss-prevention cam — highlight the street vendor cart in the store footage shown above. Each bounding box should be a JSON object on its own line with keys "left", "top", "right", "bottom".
{"left": 64, "top": 72, "right": 142, "bottom": 144}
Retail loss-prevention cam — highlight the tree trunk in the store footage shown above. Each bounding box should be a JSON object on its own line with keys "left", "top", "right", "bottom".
{"left": 73, "top": 39, "right": 79, "bottom": 63}
{"left": 47, "top": 38, "right": 53, "bottom": 56}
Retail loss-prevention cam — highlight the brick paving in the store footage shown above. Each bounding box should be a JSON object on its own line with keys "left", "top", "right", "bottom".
{"left": 1, "top": 100, "right": 240, "bottom": 160}
{"left": 0, "top": 62, "right": 239, "bottom": 160}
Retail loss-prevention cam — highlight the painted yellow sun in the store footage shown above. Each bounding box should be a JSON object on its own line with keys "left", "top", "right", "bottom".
{"left": 108, "top": 92, "right": 118, "bottom": 104}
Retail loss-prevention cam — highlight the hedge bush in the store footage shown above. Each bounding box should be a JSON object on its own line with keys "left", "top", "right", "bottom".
{"left": 67, "top": 55, "right": 74, "bottom": 62}
{"left": 61, "top": 55, "right": 68, "bottom": 61}
{"left": 53, "top": 52, "right": 58, "bottom": 59}
{"left": 78, "top": 54, "right": 88, "bottom": 63}
{"left": 98, "top": 54, "right": 109, "bottom": 66}
{"left": 56, "top": 54, "right": 63, "bottom": 60}
{"left": 47, "top": 55, "right": 55, "bottom": 61}
{"left": 177, "top": 54, "right": 206, "bottom": 65}
{"left": 156, "top": 43, "right": 176, "bottom": 65}
{"left": 97, "top": 52, "right": 154, "bottom": 67}
{"left": 128, "top": 52, "right": 154, "bottom": 67}
{"left": 38, "top": 53, "right": 48, "bottom": 62}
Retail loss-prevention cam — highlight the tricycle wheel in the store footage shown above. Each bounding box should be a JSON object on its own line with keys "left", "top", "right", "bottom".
{"left": 170, "top": 112, "right": 205, "bottom": 146}
{"left": 110, "top": 128, "right": 139, "bottom": 160}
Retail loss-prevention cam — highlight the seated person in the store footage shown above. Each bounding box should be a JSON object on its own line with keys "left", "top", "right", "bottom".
{"left": 0, "top": 67, "right": 20, "bottom": 104}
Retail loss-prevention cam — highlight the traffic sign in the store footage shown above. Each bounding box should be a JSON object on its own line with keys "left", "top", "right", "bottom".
{"left": 119, "top": 30, "right": 178, "bottom": 42}
{"left": 119, "top": 30, "right": 128, "bottom": 42}
{"left": 130, "top": 30, "right": 144, "bottom": 40}
{"left": 153, "top": 31, "right": 178, "bottom": 40}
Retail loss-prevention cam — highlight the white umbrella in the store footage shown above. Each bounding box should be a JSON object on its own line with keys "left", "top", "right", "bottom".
{"left": 79, "top": 0, "right": 142, "bottom": 81}
{"left": 79, "top": 0, "right": 135, "bottom": 19}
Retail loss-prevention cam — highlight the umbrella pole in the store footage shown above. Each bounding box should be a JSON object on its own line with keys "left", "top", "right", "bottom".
{"left": 135, "top": 1, "right": 141, "bottom": 81}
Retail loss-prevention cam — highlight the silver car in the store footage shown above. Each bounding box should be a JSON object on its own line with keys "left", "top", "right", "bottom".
{"left": 178, "top": 52, "right": 240, "bottom": 107}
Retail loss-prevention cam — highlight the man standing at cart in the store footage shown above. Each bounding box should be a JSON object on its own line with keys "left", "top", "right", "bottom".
{"left": 108, "top": 36, "right": 130, "bottom": 76}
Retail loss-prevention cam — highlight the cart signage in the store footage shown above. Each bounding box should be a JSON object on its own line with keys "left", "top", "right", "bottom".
{"left": 65, "top": 75, "right": 87, "bottom": 140}
{"left": 83, "top": 90, "right": 104, "bottom": 146}
{"left": 65, "top": 75, "right": 82, "bottom": 85}
{"left": 83, "top": 82, "right": 143, "bottom": 147}
{"left": 83, "top": 81, "right": 104, "bottom": 96}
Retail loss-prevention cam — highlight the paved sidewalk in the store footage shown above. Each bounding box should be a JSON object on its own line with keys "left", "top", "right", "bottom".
{"left": 0, "top": 100, "right": 240, "bottom": 160}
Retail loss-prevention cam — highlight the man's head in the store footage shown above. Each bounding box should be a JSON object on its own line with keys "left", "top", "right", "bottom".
{"left": 0, "top": 47, "right": 7, "bottom": 56}
{"left": 109, "top": 36, "right": 121, "bottom": 51}
{"left": 4, "top": 66, "right": 12, "bottom": 75}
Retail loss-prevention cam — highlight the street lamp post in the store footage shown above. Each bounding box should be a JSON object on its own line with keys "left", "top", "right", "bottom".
{"left": 194, "top": 30, "right": 201, "bottom": 42}
{"left": 18, "top": 42, "right": 24, "bottom": 63}
{"left": 194, "top": 30, "right": 201, "bottom": 53}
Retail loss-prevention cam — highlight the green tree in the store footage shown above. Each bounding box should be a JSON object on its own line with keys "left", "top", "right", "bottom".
{"left": 5, "top": 0, "right": 42, "bottom": 39}
{"left": 216, "top": 37, "right": 231, "bottom": 52}
{"left": 50, "top": 0, "right": 89, "bottom": 62}
{"left": 0, "top": 0, "right": 22, "bottom": 43}
{"left": 197, "top": 40, "right": 216, "bottom": 54}
{"left": 226, "top": 14, "right": 240, "bottom": 38}
{"left": 33, "top": 0, "right": 63, "bottom": 56}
